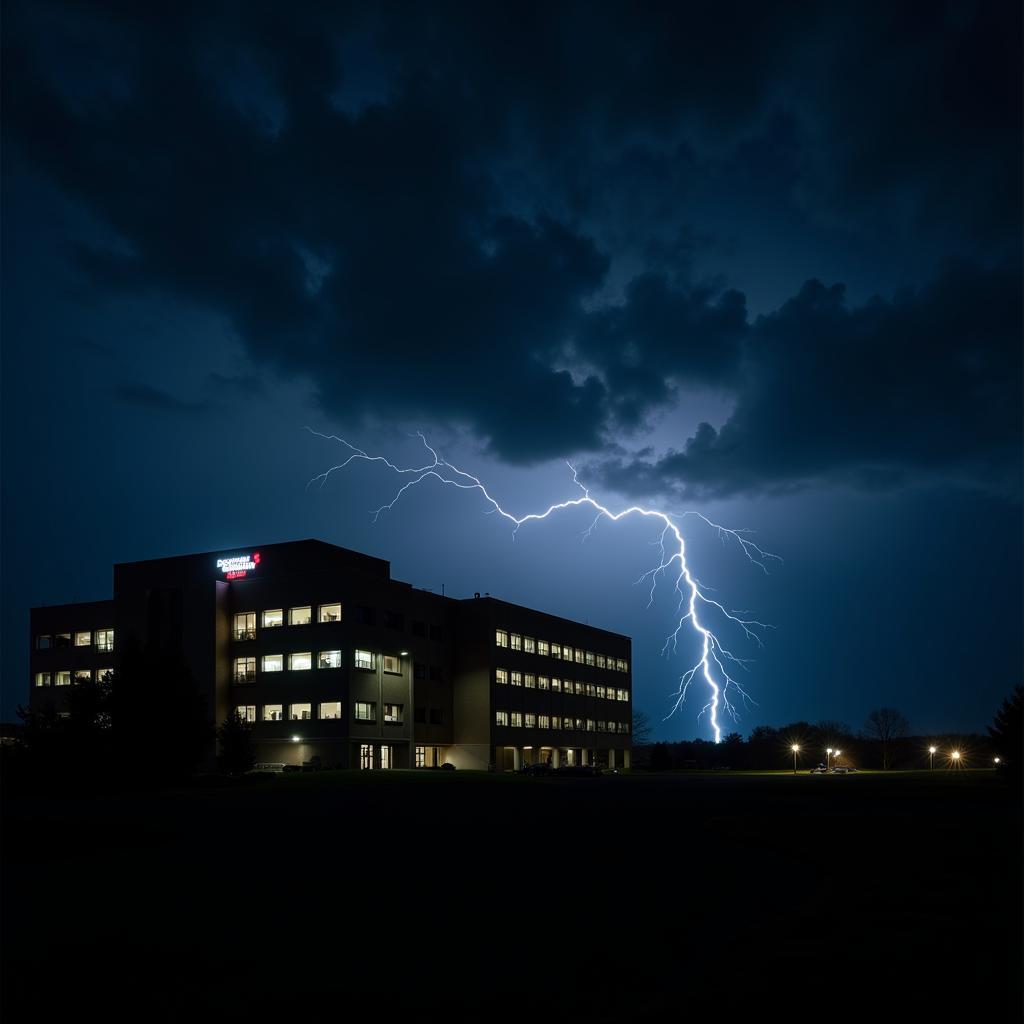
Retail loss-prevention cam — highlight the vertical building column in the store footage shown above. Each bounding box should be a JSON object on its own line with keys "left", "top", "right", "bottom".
{"left": 608, "top": 748, "right": 617, "bottom": 769}
{"left": 552, "top": 748, "right": 561, "bottom": 768}
{"left": 623, "top": 749, "right": 631, "bottom": 769}
{"left": 513, "top": 747, "right": 521, "bottom": 771}
{"left": 582, "top": 747, "right": 589, "bottom": 766}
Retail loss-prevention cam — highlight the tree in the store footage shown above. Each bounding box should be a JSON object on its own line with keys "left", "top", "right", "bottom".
{"left": 649, "top": 742, "right": 673, "bottom": 771}
{"left": 631, "top": 710, "right": 652, "bottom": 746}
{"left": 988, "top": 685, "right": 1022, "bottom": 786}
{"left": 216, "top": 711, "right": 255, "bottom": 775}
{"left": 864, "top": 708, "right": 910, "bottom": 770}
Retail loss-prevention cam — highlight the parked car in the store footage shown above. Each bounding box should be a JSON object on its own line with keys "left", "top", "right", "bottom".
{"left": 830, "top": 765, "right": 858, "bottom": 774}
{"left": 520, "top": 761, "right": 555, "bottom": 777}
{"left": 810, "top": 764, "right": 829, "bottom": 774}
{"left": 250, "top": 762, "right": 285, "bottom": 774}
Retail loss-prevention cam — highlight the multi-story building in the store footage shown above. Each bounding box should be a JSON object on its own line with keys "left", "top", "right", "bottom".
{"left": 28, "top": 539, "right": 633, "bottom": 770}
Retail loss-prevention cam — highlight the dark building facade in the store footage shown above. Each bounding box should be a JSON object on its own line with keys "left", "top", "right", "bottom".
{"left": 28, "top": 539, "right": 633, "bottom": 770}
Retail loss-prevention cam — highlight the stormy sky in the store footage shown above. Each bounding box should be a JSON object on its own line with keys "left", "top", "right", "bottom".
{"left": 2, "top": 1, "right": 1020, "bottom": 738}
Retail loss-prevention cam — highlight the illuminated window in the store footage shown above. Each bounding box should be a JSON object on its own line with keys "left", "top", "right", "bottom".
{"left": 550, "top": 715, "right": 561, "bottom": 729}
{"left": 538, "top": 676, "right": 550, "bottom": 691}
{"left": 622, "top": 722, "right": 631, "bottom": 734}
{"left": 290, "top": 703, "right": 312, "bottom": 721}
{"left": 354, "top": 650, "right": 374, "bottom": 671}
{"left": 288, "top": 606, "right": 312, "bottom": 626}
{"left": 510, "top": 712, "right": 523, "bottom": 727}
{"left": 75, "top": 631, "right": 92, "bottom": 647}
{"left": 74, "top": 670, "right": 91, "bottom": 684}
{"left": 384, "top": 703, "right": 404, "bottom": 723}
{"left": 495, "top": 711, "right": 509, "bottom": 726}
{"left": 510, "top": 671, "right": 522, "bottom": 687}
{"left": 538, "top": 714, "right": 550, "bottom": 729}
{"left": 318, "top": 650, "right": 342, "bottom": 669}
{"left": 575, "top": 718, "right": 585, "bottom": 731}
{"left": 382, "top": 655, "right": 401, "bottom": 675}
{"left": 355, "top": 702, "right": 375, "bottom": 721}
{"left": 525, "top": 713, "right": 537, "bottom": 728}
{"left": 596, "top": 654, "right": 606, "bottom": 669}
{"left": 262, "top": 609, "right": 283, "bottom": 628}
{"left": 233, "top": 613, "right": 256, "bottom": 641}
{"left": 524, "top": 636, "right": 536, "bottom": 654}
{"left": 587, "top": 684, "right": 597, "bottom": 697}
{"left": 263, "top": 704, "right": 283, "bottom": 722}
{"left": 596, "top": 685, "right": 605, "bottom": 699}
{"left": 510, "top": 633, "right": 522, "bottom": 651}
{"left": 575, "top": 649, "right": 585, "bottom": 664}
{"left": 617, "top": 688, "right": 628, "bottom": 702}
{"left": 415, "top": 746, "right": 425, "bottom": 768}
{"left": 319, "top": 701, "right": 342, "bottom": 719}
{"left": 496, "top": 629, "right": 508, "bottom": 648}
{"left": 36, "top": 635, "right": 51, "bottom": 650}
{"left": 96, "top": 668, "right": 113, "bottom": 683}
{"left": 617, "top": 659, "right": 628, "bottom": 673}
{"left": 380, "top": 746, "right": 392, "bottom": 770}
{"left": 236, "top": 705, "right": 256, "bottom": 723}
{"left": 35, "top": 672, "right": 51, "bottom": 688}
{"left": 563, "top": 645, "right": 574, "bottom": 661}
{"left": 319, "top": 603, "right": 342, "bottom": 623}
{"left": 55, "top": 633, "right": 71, "bottom": 648}
{"left": 572, "top": 681, "right": 582, "bottom": 695}
{"left": 551, "top": 678, "right": 561, "bottom": 692}
{"left": 538, "top": 640, "right": 550, "bottom": 657}
{"left": 94, "top": 629, "right": 114, "bottom": 652}
{"left": 586, "top": 719, "right": 595, "bottom": 732}
{"left": 360, "top": 744, "right": 375, "bottom": 769}
{"left": 550, "top": 643, "right": 561, "bottom": 660}
{"left": 585, "top": 651, "right": 595, "bottom": 666}
{"left": 55, "top": 671, "right": 71, "bottom": 687}
{"left": 496, "top": 668, "right": 508, "bottom": 685}
{"left": 262, "top": 654, "right": 283, "bottom": 673}
{"left": 234, "top": 657, "right": 256, "bottom": 682}
{"left": 288, "top": 652, "right": 312, "bottom": 671}
{"left": 525, "top": 673, "right": 536, "bottom": 689}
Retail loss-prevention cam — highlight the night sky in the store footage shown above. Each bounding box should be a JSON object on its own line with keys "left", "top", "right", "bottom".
{"left": 2, "top": 1, "right": 1020, "bottom": 739}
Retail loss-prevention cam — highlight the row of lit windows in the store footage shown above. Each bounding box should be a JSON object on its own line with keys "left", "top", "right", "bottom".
{"left": 233, "top": 650, "right": 401, "bottom": 681}
{"left": 495, "top": 669, "right": 628, "bottom": 700}
{"left": 232, "top": 605, "right": 342, "bottom": 639}
{"left": 35, "top": 629, "right": 114, "bottom": 652}
{"left": 35, "top": 668, "right": 113, "bottom": 687}
{"left": 235, "top": 701, "right": 403, "bottom": 724}
{"left": 495, "top": 630, "right": 628, "bottom": 673}
{"left": 495, "top": 710, "right": 630, "bottom": 733}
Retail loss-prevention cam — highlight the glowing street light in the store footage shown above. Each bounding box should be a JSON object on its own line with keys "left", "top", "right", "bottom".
{"left": 929, "top": 745, "right": 937, "bottom": 771}
{"left": 826, "top": 747, "right": 833, "bottom": 771}
{"left": 834, "top": 749, "right": 842, "bottom": 768}
{"left": 791, "top": 744, "right": 800, "bottom": 774}
{"left": 993, "top": 757, "right": 1001, "bottom": 766}
{"left": 951, "top": 749, "right": 961, "bottom": 770}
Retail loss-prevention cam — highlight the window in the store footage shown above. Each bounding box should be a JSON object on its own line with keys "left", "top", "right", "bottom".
{"left": 510, "top": 633, "right": 522, "bottom": 651}
{"left": 288, "top": 652, "right": 312, "bottom": 671}
{"left": 496, "top": 668, "right": 508, "bottom": 685}
{"left": 429, "top": 708, "right": 443, "bottom": 725}
{"left": 575, "top": 718, "right": 586, "bottom": 731}
{"left": 262, "top": 654, "right": 283, "bottom": 673}
{"left": 234, "top": 657, "right": 256, "bottom": 683}
{"left": 290, "top": 703, "right": 312, "bottom": 721}
{"left": 538, "top": 714, "right": 550, "bottom": 729}
{"left": 318, "top": 650, "right": 342, "bottom": 669}
{"left": 550, "top": 715, "right": 561, "bottom": 729}
{"left": 233, "top": 613, "right": 256, "bottom": 641}
{"left": 525, "top": 673, "right": 536, "bottom": 689}
{"left": 575, "top": 649, "right": 585, "bottom": 664}
{"left": 382, "top": 655, "right": 401, "bottom": 674}
{"left": 384, "top": 703, "right": 404, "bottom": 723}
{"left": 262, "top": 609, "right": 283, "bottom": 628}
{"left": 263, "top": 704, "right": 283, "bottom": 721}
{"left": 74, "top": 670, "right": 92, "bottom": 684}
{"left": 354, "top": 650, "right": 374, "bottom": 670}
{"left": 319, "top": 603, "right": 342, "bottom": 623}
{"left": 551, "top": 678, "right": 561, "bottom": 692}
{"left": 525, "top": 713, "right": 537, "bottom": 728}
{"left": 354, "top": 606, "right": 377, "bottom": 626}
{"left": 288, "top": 606, "right": 312, "bottom": 626}
{"left": 617, "top": 659, "right": 628, "bottom": 673}
{"left": 236, "top": 705, "right": 256, "bottom": 723}
{"left": 95, "top": 629, "right": 115, "bottom": 652}
{"left": 587, "top": 684, "right": 597, "bottom": 698}
{"left": 538, "top": 676, "right": 550, "bottom": 691}
{"left": 414, "top": 663, "right": 426, "bottom": 682}
{"left": 380, "top": 746, "right": 392, "bottom": 770}
{"left": 415, "top": 745, "right": 425, "bottom": 768}
{"left": 524, "top": 636, "right": 536, "bottom": 654}
{"left": 75, "top": 631, "right": 92, "bottom": 647}
{"left": 563, "top": 645, "right": 574, "bottom": 661}
{"left": 319, "top": 701, "right": 342, "bottom": 720}
{"left": 360, "top": 744, "right": 375, "bottom": 769}
{"left": 595, "top": 685, "right": 605, "bottom": 699}
{"left": 355, "top": 702, "right": 376, "bottom": 721}
{"left": 54, "top": 633, "right": 71, "bottom": 648}
{"left": 617, "top": 689, "right": 629, "bottom": 702}
{"left": 495, "top": 711, "right": 509, "bottom": 726}
{"left": 496, "top": 629, "right": 508, "bottom": 648}
{"left": 35, "top": 672, "right": 51, "bottom": 688}
{"left": 96, "top": 668, "right": 113, "bottom": 683}
{"left": 55, "top": 671, "right": 71, "bottom": 687}
{"left": 550, "top": 643, "right": 561, "bottom": 660}
{"left": 596, "top": 654, "right": 606, "bottom": 669}
{"left": 36, "top": 635, "right": 51, "bottom": 650}
{"left": 510, "top": 712, "right": 523, "bottom": 728}
{"left": 510, "top": 671, "right": 522, "bottom": 687}
{"left": 575, "top": 682, "right": 585, "bottom": 695}
{"left": 585, "top": 651, "right": 595, "bottom": 666}
{"left": 538, "top": 640, "right": 549, "bottom": 657}
{"left": 621, "top": 722, "right": 631, "bottom": 734}
{"left": 383, "top": 610, "right": 404, "bottom": 630}
{"left": 586, "top": 719, "right": 595, "bottom": 732}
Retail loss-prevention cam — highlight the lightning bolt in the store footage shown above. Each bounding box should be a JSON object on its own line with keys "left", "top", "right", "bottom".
{"left": 307, "top": 429, "right": 780, "bottom": 742}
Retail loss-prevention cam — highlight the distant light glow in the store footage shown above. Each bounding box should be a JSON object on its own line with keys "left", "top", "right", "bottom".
{"left": 308, "top": 430, "right": 780, "bottom": 741}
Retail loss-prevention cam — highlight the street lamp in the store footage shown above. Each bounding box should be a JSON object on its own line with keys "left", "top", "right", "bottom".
{"left": 826, "top": 747, "right": 833, "bottom": 771}
{"left": 993, "top": 757, "right": 1001, "bottom": 766}
{"left": 929, "top": 745, "right": 937, "bottom": 771}
{"left": 951, "top": 749, "right": 961, "bottom": 769}
{"left": 791, "top": 744, "right": 800, "bottom": 774}
{"left": 834, "top": 749, "right": 842, "bottom": 768}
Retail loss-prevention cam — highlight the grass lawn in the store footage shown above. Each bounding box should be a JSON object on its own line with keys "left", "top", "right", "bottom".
{"left": 3, "top": 769, "right": 1019, "bottom": 1021}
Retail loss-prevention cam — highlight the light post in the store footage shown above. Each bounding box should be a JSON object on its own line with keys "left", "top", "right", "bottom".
{"left": 834, "top": 749, "right": 842, "bottom": 768}
{"left": 929, "top": 745, "right": 936, "bottom": 771}
{"left": 791, "top": 744, "right": 799, "bottom": 774}
{"left": 826, "top": 747, "right": 833, "bottom": 772}
{"left": 951, "top": 750, "right": 961, "bottom": 770}
{"left": 994, "top": 757, "right": 1001, "bottom": 767}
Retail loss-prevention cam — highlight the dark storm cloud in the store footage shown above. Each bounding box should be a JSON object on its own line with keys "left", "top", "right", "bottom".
{"left": 113, "top": 383, "right": 208, "bottom": 414}
{"left": 3, "top": 1, "right": 1019, "bottom": 490}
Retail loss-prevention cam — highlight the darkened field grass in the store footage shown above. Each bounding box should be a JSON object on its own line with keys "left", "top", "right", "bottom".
{"left": 3, "top": 769, "right": 1019, "bottom": 1021}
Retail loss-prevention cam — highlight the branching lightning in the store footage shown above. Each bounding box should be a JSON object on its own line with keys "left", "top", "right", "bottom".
{"left": 307, "top": 429, "right": 780, "bottom": 742}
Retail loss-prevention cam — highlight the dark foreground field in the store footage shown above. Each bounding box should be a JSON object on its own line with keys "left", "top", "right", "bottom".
{"left": 3, "top": 770, "right": 1020, "bottom": 1021}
